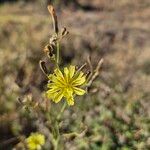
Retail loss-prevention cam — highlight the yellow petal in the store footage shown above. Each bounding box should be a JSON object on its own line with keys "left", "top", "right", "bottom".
{"left": 28, "top": 143, "right": 37, "bottom": 150}
{"left": 75, "top": 72, "right": 84, "bottom": 79}
{"left": 71, "top": 71, "right": 84, "bottom": 83}
{"left": 54, "top": 91, "right": 64, "bottom": 103}
{"left": 54, "top": 69, "right": 65, "bottom": 82}
{"left": 48, "top": 74, "right": 53, "bottom": 80}
{"left": 47, "top": 83, "right": 57, "bottom": 88}
{"left": 64, "top": 67, "right": 69, "bottom": 82}
{"left": 72, "top": 76, "right": 86, "bottom": 86}
{"left": 46, "top": 90, "right": 61, "bottom": 102}
{"left": 63, "top": 88, "right": 73, "bottom": 98}
{"left": 47, "top": 87, "right": 60, "bottom": 94}
{"left": 51, "top": 76, "right": 65, "bottom": 87}
{"left": 66, "top": 96, "right": 74, "bottom": 106}
{"left": 73, "top": 87, "right": 86, "bottom": 95}
{"left": 69, "top": 65, "right": 75, "bottom": 78}
{"left": 78, "top": 72, "right": 84, "bottom": 78}
{"left": 36, "top": 134, "right": 45, "bottom": 145}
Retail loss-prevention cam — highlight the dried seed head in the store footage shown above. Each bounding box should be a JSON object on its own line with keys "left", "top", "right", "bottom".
{"left": 43, "top": 44, "right": 55, "bottom": 59}
{"left": 61, "top": 27, "right": 69, "bottom": 37}
{"left": 44, "top": 44, "right": 53, "bottom": 56}
{"left": 39, "top": 60, "right": 48, "bottom": 75}
{"left": 47, "top": 5, "right": 59, "bottom": 34}
{"left": 49, "top": 35, "right": 57, "bottom": 45}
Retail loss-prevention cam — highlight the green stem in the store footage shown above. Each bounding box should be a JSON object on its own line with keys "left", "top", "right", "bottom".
{"left": 54, "top": 142, "right": 58, "bottom": 150}
{"left": 57, "top": 102, "right": 67, "bottom": 120}
{"left": 54, "top": 121, "right": 60, "bottom": 150}
{"left": 53, "top": 102, "right": 67, "bottom": 150}
{"left": 56, "top": 41, "right": 60, "bottom": 67}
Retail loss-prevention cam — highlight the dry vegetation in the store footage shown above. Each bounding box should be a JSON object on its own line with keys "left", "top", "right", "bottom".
{"left": 0, "top": 0, "right": 150, "bottom": 149}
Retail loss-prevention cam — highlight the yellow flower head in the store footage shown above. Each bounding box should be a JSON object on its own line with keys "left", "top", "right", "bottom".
{"left": 46, "top": 65, "right": 86, "bottom": 105}
{"left": 26, "top": 133, "right": 45, "bottom": 150}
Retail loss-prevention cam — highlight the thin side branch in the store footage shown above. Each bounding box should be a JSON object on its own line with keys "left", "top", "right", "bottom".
{"left": 87, "top": 58, "right": 104, "bottom": 90}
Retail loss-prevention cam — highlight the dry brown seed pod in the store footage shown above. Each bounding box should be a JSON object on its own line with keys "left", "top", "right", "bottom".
{"left": 47, "top": 5, "right": 59, "bottom": 34}
{"left": 61, "top": 27, "right": 67, "bottom": 35}
{"left": 61, "top": 27, "right": 69, "bottom": 37}
{"left": 44, "top": 44, "right": 54, "bottom": 57}
{"left": 39, "top": 60, "right": 48, "bottom": 75}
{"left": 49, "top": 35, "right": 58, "bottom": 45}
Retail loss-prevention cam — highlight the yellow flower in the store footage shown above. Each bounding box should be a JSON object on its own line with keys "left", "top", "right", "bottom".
{"left": 46, "top": 65, "right": 86, "bottom": 105}
{"left": 26, "top": 133, "right": 45, "bottom": 150}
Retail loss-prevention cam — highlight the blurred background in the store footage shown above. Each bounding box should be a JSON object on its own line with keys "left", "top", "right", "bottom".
{"left": 0, "top": 0, "right": 150, "bottom": 149}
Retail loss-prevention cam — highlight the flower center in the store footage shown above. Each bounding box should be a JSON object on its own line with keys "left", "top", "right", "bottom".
{"left": 65, "top": 84, "right": 72, "bottom": 89}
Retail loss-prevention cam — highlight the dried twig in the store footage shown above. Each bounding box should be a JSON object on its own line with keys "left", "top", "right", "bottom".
{"left": 76, "top": 63, "right": 87, "bottom": 72}
{"left": 87, "top": 55, "right": 93, "bottom": 74}
{"left": 86, "top": 58, "right": 104, "bottom": 91}
{"left": 63, "top": 126, "right": 87, "bottom": 139}
{"left": 0, "top": 136, "right": 20, "bottom": 146}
